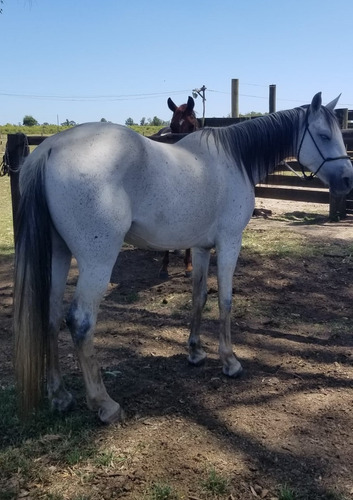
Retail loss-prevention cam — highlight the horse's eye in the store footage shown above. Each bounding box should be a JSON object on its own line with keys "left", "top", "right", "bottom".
{"left": 320, "top": 134, "right": 330, "bottom": 142}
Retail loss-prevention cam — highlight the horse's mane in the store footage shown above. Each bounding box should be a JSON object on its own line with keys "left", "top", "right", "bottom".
{"left": 201, "top": 105, "right": 338, "bottom": 185}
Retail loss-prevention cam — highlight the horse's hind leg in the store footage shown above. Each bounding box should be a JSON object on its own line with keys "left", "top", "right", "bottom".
{"left": 184, "top": 248, "right": 192, "bottom": 277}
{"left": 159, "top": 251, "right": 170, "bottom": 279}
{"left": 47, "top": 231, "right": 75, "bottom": 412}
{"left": 187, "top": 247, "right": 210, "bottom": 365}
{"left": 66, "top": 263, "right": 123, "bottom": 424}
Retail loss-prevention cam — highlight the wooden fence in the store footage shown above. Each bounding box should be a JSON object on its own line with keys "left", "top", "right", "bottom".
{"left": 3, "top": 121, "right": 353, "bottom": 238}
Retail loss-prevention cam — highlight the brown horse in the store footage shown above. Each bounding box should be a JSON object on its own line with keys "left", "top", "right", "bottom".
{"left": 152, "top": 96, "right": 199, "bottom": 138}
{"left": 157, "top": 97, "right": 199, "bottom": 278}
{"left": 168, "top": 96, "right": 199, "bottom": 133}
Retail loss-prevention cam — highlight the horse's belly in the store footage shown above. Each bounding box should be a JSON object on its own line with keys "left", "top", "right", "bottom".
{"left": 124, "top": 230, "right": 167, "bottom": 250}
{"left": 125, "top": 221, "right": 214, "bottom": 251}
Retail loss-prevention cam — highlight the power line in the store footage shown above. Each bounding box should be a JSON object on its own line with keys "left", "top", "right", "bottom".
{"left": 1, "top": 87, "right": 353, "bottom": 108}
{"left": 0, "top": 89, "right": 191, "bottom": 102}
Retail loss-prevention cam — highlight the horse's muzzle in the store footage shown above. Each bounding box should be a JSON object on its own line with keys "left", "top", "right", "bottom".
{"left": 330, "top": 168, "right": 353, "bottom": 196}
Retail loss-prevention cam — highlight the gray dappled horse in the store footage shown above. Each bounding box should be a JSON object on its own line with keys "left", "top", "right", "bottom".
{"left": 14, "top": 93, "right": 353, "bottom": 423}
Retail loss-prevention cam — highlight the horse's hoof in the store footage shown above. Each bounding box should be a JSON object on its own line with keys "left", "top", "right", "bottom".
{"left": 185, "top": 270, "right": 192, "bottom": 278}
{"left": 51, "top": 391, "right": 76, "bottom": 413}
{"left": 222, "top": 364, "right": 243, "bottom": 378}
{"left": 98, "top": 403, "right": 125, "bottom": 425}
{"left": 187, "top": 351, "right": 207, "bottom": 367}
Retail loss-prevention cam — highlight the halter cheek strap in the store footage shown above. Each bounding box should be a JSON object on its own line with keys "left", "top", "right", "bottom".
{"left": 297, "top": 108, "right": 350, "bottom": 180}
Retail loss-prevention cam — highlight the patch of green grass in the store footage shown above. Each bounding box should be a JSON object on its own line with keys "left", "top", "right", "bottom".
{"left": 201, "top": 467, "right": 229, "bottom": 496}
{"left": 93, "top": 450, "right": 116, "bottom": 467}
{"left": 147, "top": 481, "right": 178, "bottom": 500}
{"left": 278, "top": 484, "right": 297, "bottom": 500}
{"left": 65, "top": 446, "right": 94, "bottom": 466}
{"left": 0, "top": 124, "right": 71, "bottom": 135}
{"left": 0, "top": 385, "right": 98, "bottom": 487}
{"left": 0, "top": 446, "right": 32, "bottom": 478}
{"left": 242, "top": 227, "right": 317, "bottom": 259}
{"left": 129, "top": 125, "right": 164, "bottom": 136}
{"left": 0, "top": 385, "right": 95, "bottom": 446}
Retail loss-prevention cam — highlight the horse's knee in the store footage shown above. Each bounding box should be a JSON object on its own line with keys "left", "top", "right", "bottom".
{"left": 219, "top": 298, "right": 232, "bottom": 314}
{"left": 66, "top": 301, "right": 93, "bottom": 345}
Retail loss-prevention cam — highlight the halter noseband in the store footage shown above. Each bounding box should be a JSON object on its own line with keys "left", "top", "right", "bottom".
{"left": 297, "top": 107, "right": 350, "bottom": 180}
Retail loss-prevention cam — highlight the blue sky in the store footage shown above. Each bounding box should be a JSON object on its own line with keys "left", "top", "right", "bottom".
{"left": 1, "top": 0, "right": 353, "bottom": 125}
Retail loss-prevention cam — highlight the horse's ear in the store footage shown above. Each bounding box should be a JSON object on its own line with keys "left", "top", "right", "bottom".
{"left": 168, "top": 98, "right": 177, "bottom": 112}
{"left": 310, "top": 92, "right": 322, "bottom": 114}
{"left": 187, "top": 96, "right": 195, "bottom": 111}
{"left": 326, "top": 94, "right": 341, "bottom": 111}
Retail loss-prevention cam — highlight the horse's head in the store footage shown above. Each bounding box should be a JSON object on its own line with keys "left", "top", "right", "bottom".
{"left": 297, "top": 93, "right": 353, "bottom": 195}
{"left": 168, "top": 96, "right": 199, "bottom": 134}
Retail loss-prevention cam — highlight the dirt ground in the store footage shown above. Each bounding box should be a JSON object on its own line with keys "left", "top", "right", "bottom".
{"left": 0, "top": 198, "right": 353, "bottom": 499}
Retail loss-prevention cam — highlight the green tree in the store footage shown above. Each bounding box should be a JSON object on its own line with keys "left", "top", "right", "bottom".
{"left": 61, "top": 119, "right": 76, "bottom": 127}
{"left": 140, "top": 117, "right": 146, "bottom": 126}
{"left": 23, "top": 115, "right": 39, "bottom": 126}
{"left": 125, "top": 117, "right": 134, "bottom": 126}
{"left": 149, "top": 116, "right": 163, "bottom": 126}
{"left": 100, "top": 118, "right": 107, "bottom": 122}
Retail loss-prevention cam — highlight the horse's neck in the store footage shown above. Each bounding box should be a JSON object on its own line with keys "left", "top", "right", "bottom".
{"left": 239, "top": 109, "right": 302, "bottom": 185}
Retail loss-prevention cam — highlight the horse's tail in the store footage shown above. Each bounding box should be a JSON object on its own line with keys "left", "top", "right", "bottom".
{"left": 13, "top": 150, "right": 52, "bottom": 416}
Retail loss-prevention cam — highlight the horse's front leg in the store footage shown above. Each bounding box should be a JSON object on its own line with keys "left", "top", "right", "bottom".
{"left": 217, "top": 239, "right": 243, "bottom": 377}
{"left": 187, "top": 247, "right": 210, "bottom": 365}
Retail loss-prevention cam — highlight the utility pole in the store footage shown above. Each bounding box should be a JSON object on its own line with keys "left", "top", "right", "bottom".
{"left": 192, "top": 85, "right": 207, "bottom": 127}
{"left": 231, "top": 79, "right": 239, "bottom": 118}
{"left": 269, "top": 84, "right": 276, "bottom": 113}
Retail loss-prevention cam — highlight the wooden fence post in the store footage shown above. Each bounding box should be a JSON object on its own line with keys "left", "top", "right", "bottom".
{"left": 6, "top": 133, "right": 29, "bottom": 242}
{"left": 329, "top": 190, "right": 347, "bottom": 221}
{"left": 335, "top": 108, "right": 348, "bottom": 129}
{"left": 329, "top": 109, "right": 350, "bottom": 219}
{"left": 269, "top": 84, "right": 276, "bottom": 113}
{"left": 231, "top": 79, "right": 239, "bottom": 118}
